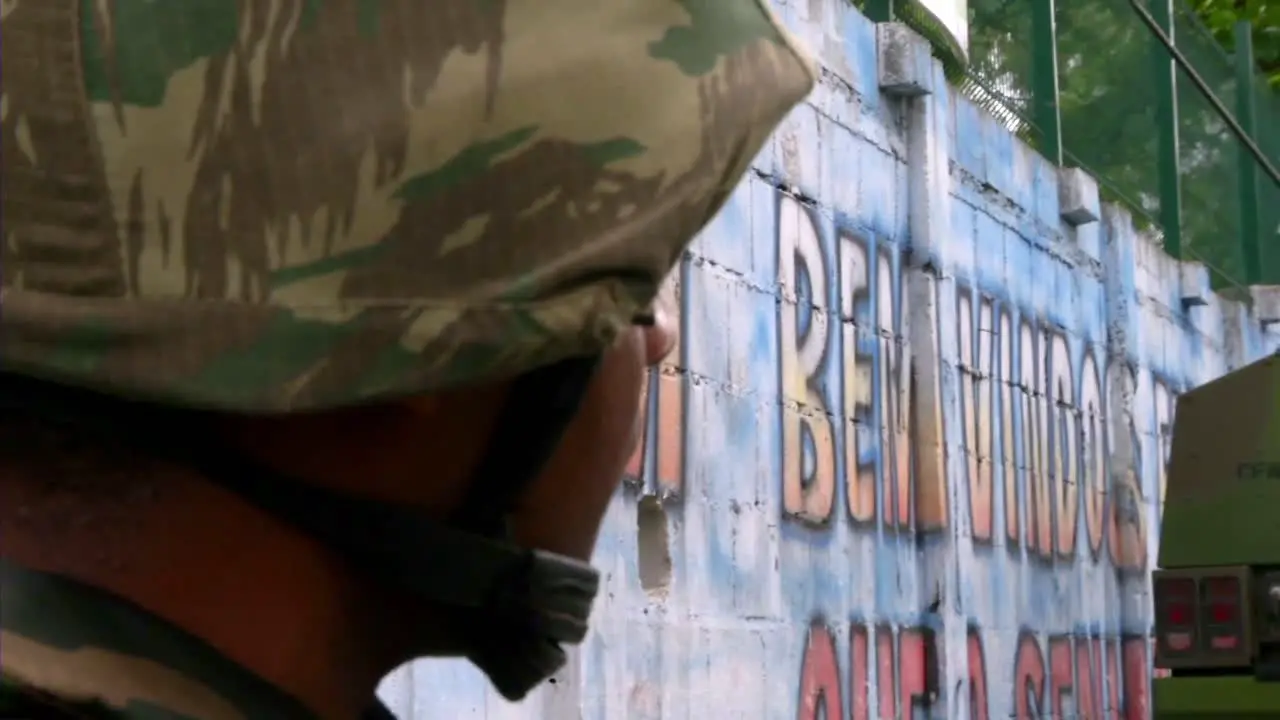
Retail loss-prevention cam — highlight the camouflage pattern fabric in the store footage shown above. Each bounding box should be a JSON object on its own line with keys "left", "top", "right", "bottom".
{"left": 0, "top": 560, "right": 320, "bottom": 719}
{"left": 0, "top": 0, "right": 816, "bottom": 413}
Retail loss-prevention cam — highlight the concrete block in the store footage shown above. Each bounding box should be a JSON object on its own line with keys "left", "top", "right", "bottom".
{"left": 1058, "top": 166, "right": 1100, "bottom": 227}
{"left": 1252, "top": 284, "right": 1280, "bottom": 327}
{"left": 877, "top": 23, "right": 934, "bottom": 98}
{"left": 1178, "top": 262, "right": 1210, "bottom": 309}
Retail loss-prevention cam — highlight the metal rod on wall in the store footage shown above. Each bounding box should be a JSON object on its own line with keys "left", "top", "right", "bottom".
{"left": 1234, "top": 21, "right": 1263, "bottom": 284}
{"left": 1130, "top": 0, "right": 1280, "bottom": 186}
{"left": 1147, "top": 0, "right": 1184, "bottom": 260}
{"left": 1031, "top": 0, "right": 1063, "bottom": 165}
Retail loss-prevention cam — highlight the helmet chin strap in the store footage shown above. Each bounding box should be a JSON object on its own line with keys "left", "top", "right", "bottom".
{"left": 0, "top": 355, "right": 605, "bottom": 709}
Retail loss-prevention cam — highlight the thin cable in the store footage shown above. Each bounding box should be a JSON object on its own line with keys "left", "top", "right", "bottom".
{"left": 1128, "top": 0, "right": 1280, "bottom": 187}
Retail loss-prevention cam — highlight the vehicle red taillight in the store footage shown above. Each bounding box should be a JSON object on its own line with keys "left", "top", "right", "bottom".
{"left": 1154, "top": 567, "right": 1254, "bottom": 668}
{"left": 1202, "top": 576, "right": 1243, "bottom": 651}
{"left": 1211, "top": 602, "right": 1236, "bottom": 623}
{"left": 1156, "top": 576, "right": 1197, "bottom": 655}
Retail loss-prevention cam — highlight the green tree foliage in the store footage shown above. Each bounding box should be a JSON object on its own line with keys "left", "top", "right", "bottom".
{"left": 1190, "top": 0, "right": 1280, "bottom": 87}
{"left": 965, "top": 0, "right": 1172, "bottom": 225}
{"left": 965, "top": 0, "right": 1278, "bottom": 287}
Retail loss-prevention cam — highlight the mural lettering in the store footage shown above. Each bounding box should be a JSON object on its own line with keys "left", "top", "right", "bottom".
{"left": 773, "top": 187, "right": 1169, "bottom": 719}
{"left": 796, "top": 622, "right": 934, "bottom": 720}
{"left": 778, "top": 193, "right": 938, "bottom": 532}
{"left": 798, "top": 624, "right": 1150, "bottom": 719}
{"left": 1105, "top": 366, "right": 1169, "bottom": 572}
{"left": 1000, "top": 631, "right": 1150, "bottom": 720}
{"left": 776, "top": 194, "right": 1163, "bottom": 558}
{"left": 953, "top": 283, "right": 1156, "bottom": 570}
{"left": 956, "top": 296, "right": 1086, "bottom": 558}
{"left": 1080, "top": 352, "right": 1107, "bottom": 558}
{"left": 779, "top": 194, "right": 838, "bottom": 524}
{"left": 841, "top": 229, "right": 916, "bottom": 530}
{"left": 625, "top": 263, "right": 688, "bottom": 498}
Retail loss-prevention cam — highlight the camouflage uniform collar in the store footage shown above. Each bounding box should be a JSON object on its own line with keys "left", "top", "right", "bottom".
{"left": 0, "top": 559, "right": 320, "bottom": 720}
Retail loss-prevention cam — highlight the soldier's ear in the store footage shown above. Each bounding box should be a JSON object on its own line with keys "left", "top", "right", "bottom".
{"left": 639, "top": 301, "right": 676, "bottom": 367}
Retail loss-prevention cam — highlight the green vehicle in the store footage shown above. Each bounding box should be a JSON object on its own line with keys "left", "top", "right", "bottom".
{"left": 1153, "top": 350, "right": 1280, "bottom": 717}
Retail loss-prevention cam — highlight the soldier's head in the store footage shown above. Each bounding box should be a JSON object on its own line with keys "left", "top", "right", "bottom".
{"left": 0, "top": 301, "right": 676, "bottom": 717}
{"left": 0, "top": 0, "right": 816, "bottom": 716}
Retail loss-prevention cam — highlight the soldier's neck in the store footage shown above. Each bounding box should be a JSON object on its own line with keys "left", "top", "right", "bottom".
{"left": 0, "top": 465, "right": 397, "bottom": 720}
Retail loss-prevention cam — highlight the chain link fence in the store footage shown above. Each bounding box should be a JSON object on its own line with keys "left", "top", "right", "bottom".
{"left": 1256, "top": 75, "right": 1280, "bottom": 282}
{"left": 1172, "top": 0, "right": 1246, "bottom": 289}
{"left": 925, "top": 0, "right": 1280, "bottom": 292}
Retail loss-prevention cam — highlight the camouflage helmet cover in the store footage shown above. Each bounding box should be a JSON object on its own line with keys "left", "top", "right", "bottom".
{"left": 1, "top": 0, "right": 817, "bottom": 413}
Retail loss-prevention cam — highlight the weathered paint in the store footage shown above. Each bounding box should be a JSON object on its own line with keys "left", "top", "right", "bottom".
{"left": 376, "top": 0, "right": 1280, "bottom": 716}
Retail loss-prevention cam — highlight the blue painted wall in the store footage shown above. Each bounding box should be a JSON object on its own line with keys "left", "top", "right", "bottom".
{"left": 379, "top": 1, "right": 1280, "bottom": 717}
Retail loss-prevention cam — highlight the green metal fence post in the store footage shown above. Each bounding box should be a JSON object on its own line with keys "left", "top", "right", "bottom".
{"left": 1149, "top": 0, "right": 1183, "bottom": 260}
{"left": 1234, "top": 20, "right": 1262, "bottom": 285}
{"left": 865, "top": 0, "right": 893, "bottom": 23}
{"left": 1031, "top": 0, "right": 1062, "bottom": 165}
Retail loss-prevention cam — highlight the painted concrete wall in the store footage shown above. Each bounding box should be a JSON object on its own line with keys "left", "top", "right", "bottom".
{"left": 378, "top": 1, "right": 1280, "bottom": 718}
